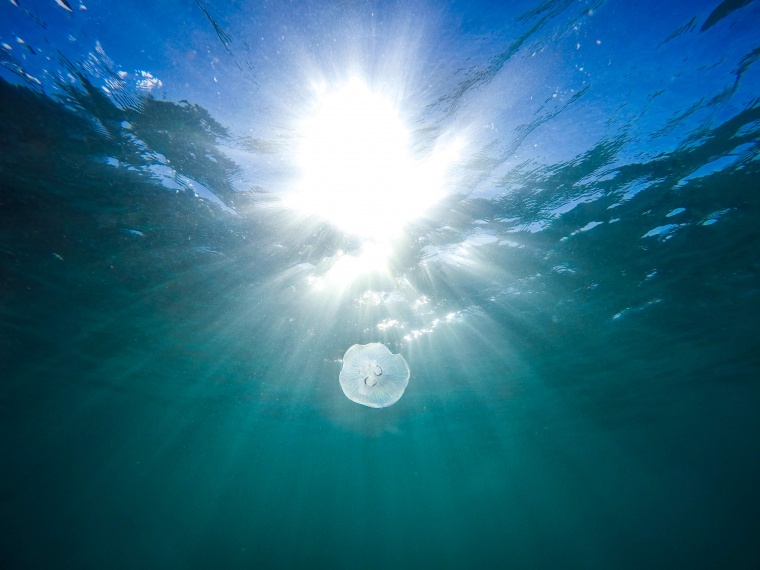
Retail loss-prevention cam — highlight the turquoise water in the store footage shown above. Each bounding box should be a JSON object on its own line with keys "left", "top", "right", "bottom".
{"left": 2, "top": 1, "right": 760, "bottom": 568}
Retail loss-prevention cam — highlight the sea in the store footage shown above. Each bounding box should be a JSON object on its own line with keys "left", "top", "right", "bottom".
{"left": 1, "top": 0, "right": 759, "bottom": 568}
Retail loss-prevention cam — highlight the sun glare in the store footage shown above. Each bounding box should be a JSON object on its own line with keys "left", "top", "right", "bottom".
{"left": 325, "top": 241, "right": 392, "bottom": 285}
{"left": 287, "top": 77, "right": 460, "bottom": 242}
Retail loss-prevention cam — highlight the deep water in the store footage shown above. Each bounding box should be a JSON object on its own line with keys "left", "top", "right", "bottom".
{"left": 2, "top": 1, "right": 760, "bottom": 568}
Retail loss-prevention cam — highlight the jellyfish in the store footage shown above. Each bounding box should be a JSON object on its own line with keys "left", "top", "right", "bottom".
{"left": 339, "top": 342, "right": 410, "bottom": 408}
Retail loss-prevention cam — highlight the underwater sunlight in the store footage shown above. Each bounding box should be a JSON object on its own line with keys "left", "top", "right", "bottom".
{"left": 2, "top": 0, "right": 760, "bottom": 567}
{"left": 285, "top": 77, "right": 462, "bottom": 247}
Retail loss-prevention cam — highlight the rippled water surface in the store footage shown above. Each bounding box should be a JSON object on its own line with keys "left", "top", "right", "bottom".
{"left": 2, "top": 1, "right": 760, "bottom": 568}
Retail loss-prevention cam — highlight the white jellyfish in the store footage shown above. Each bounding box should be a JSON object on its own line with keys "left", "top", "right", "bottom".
{"left": 339, "top": 342, "right": 410, "bottom": 408}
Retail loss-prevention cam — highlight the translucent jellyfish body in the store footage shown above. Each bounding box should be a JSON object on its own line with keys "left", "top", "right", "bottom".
{"left": 339, "top": 343, "right": 410, "bottom": 408}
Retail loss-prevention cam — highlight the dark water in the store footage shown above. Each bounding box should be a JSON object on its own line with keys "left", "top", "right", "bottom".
{"left": 2, "top": 1, "right": 760, "bottom": 568}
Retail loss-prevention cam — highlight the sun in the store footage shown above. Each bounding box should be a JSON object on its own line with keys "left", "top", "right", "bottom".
{"left": 286, "top": 77, "right": 460, "bottom": 242}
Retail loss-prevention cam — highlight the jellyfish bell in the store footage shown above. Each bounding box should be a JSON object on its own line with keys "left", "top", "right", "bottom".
{"left": 339, "top": 342, "right": 410, "bottom": 408}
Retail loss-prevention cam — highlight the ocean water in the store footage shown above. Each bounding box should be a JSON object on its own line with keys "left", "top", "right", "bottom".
{"left": 2, "top": 0, "right": 760, "bottom": 568}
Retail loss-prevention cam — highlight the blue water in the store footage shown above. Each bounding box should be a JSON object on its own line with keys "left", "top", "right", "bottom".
{"left": 2, "top": 1, "right": 760, "bottom": 568}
